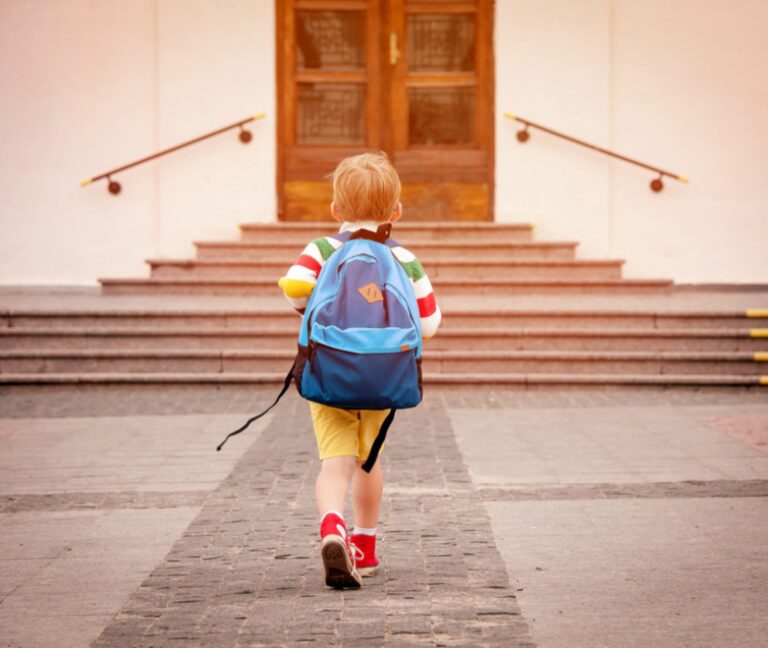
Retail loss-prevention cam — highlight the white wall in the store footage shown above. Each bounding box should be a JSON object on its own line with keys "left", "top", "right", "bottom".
{"left": 3, "top": 0, "right": 766, "bottom": 285}
{"left": 496, "top": 0, "right": 768, "bottom": 283}
{"left": 0, "top": 0, "right": 275, "bottom": 285}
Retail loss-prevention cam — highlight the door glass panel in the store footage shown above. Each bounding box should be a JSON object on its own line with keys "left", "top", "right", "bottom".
{"left": 297, "top": 83, "right": 366, "bottom": 145}
{"left": 407, "top": 14, "right": 475, "bottom": 72}
{"left": 408, "top": 87, "right": 474, "bottom": 145}
{"left": 296, "top": 10, "right": 366, "bottom": 70}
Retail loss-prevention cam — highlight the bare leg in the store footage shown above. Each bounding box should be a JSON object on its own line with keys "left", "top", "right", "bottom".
{"left": 352, "top": 458, "right": 384, "bottom": 529}
{"left": 316, "top": 456, "right": 356, "bottom": 517}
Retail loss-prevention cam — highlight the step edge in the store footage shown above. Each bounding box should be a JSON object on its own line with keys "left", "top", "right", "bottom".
{"left": 0, "top": 372, "right": 762, "bottom": 385}
{"left": 6, "top": 309, "right": 761, "bottom": 319}
{"left": 0, "top": 327, "right": 760, "bottom": 337}
{"left": 238, "top": 222, "right": 536, "bottom": 231}
{"left": 145, "top": 258, "right": 627, "bottom": 268}
{"left": 98, "top": 278, "right": 673, "bottom": 287}
{"left": 1, "top": 350, "right": 760, "bottom": 361}
{"left": 193, "top": 241, "right": 581, "bottom": 249}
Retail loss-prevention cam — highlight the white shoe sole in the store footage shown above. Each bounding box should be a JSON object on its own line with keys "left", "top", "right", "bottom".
{"left": 321, "top": 536, "right": 362, "bottom": 589}
{"left": 358, "top": 564, "right": 380, "bottom": 577}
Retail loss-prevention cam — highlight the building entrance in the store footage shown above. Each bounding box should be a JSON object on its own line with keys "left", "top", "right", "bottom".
{"left": 277, "top": 0, "right": 494, "bottom": 221}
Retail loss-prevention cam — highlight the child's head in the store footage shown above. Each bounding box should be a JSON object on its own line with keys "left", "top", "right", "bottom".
{"left": 330, "top": 152, "right": 402, "bottom": 224}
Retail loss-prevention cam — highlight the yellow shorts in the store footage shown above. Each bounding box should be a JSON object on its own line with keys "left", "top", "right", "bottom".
{"left": 309, "top": 402, "right": 391, "bottom": 462}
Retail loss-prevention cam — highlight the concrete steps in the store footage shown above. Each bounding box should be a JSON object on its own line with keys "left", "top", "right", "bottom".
{"left": 101, "top": 221, "right": 674, "bottom": 295}
{"left": 100, "top": 277, "right": 672, "bottom": 296}
{"left": 237, "top": 221, "right": 535, "bottom": 243}
{"left": 1, "top": 349, "right": 764, "bottom": 376}
{"left": 3, "top": 218, "right": 765, "bottom": 388}
{"left": 194, "top": 240, "right": 579, "bottom": 262}
{"left": 146, "top": 258, "right": 625, "bottom": 280}
{"left": 2, "top": 311, "right": 764, "bottom": 385}
{"left": 2, "top": 326, "right": 765, "bottom": 352}
{"left": 7, "top": 309, "right": 765, "bottom": 330}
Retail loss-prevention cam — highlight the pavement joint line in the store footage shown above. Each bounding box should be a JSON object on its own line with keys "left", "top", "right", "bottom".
{"left": 0, "top": 490, "right": 211, "bottom": 513}
{"left": 478, "top": 478, "right": 768, "bottom": 502}
{"left": 383, "top": 485, "right": 474, "bottom": 497}
{"left": 1, "top": 384, "right": 764, "bottom": 420}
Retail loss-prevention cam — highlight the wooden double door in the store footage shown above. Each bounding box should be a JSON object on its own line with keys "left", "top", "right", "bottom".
{"left": 277, "top": 0, "right": 494, "bottom": 221}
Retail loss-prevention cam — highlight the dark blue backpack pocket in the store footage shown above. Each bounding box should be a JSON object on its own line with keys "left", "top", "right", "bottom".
{"left": 297, "top": 342, "right": 421, "bottom": 410}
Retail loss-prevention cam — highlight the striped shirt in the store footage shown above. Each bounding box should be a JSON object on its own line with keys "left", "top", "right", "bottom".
{"left": 281, "top": 221, "right": 441, "bottom": 339}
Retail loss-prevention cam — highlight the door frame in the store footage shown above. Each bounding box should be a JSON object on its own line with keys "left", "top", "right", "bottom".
{"left": 275, "top": 0, "right": 495, "bottom": 221}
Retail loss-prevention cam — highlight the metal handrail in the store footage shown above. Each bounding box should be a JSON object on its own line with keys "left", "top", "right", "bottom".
{"left": 81, "top": 113, "right": 266, "bottom": 195}
{"left": 504, "top": 113, "right": 688, "bottom": 192}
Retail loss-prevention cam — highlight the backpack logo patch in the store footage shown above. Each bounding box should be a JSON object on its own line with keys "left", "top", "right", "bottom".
{"left": 358, "top": 282, "right": 384, "bottom": 304}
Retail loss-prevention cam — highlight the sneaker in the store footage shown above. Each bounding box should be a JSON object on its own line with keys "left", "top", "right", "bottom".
{"left": 350, "top": 533, "right": 379, "bottom": 577}
{"left": 320, "top": 513, "right": 362, "bottom": 589}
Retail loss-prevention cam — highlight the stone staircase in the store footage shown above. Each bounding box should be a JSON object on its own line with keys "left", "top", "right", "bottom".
{"left": 1, "top": 221, "right": 766, "bottom": 387}
{"left": 100, "top": 223, "right": 671, "bottom": 295}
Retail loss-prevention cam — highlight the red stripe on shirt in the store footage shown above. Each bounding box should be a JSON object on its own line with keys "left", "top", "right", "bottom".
{"left": 417, "top": 293, "right": 437, "bottom": 318}
{"left": 296, "top": 254, "right": 322, "bottom": 276}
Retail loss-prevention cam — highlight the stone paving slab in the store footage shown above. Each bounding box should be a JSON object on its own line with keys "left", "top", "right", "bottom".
{"left": 449, "top": 403, "right": 768, "bottom": 486}
{"left": 485, "top": 498, "right": 768, "bottom": 648}
{"left": 0, "top": 412, "right": 270, "bottom": 648}
{"left": 0, "top": 507, "right": 200, "bottom": 648}
{"left": 446, "top": 399, "right": 768, "bottom": 648}
{"left": 0, "top": 413, "right": 265, "bottom": 494}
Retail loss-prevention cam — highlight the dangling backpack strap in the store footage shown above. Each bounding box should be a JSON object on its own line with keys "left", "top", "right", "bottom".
{"left": 361, "top": 408, "right": 396, "bottom": 473}
{"left": 216, "top": 361, "right": 295, "bottom": 451}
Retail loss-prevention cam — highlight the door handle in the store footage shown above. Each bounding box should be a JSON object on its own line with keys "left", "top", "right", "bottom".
{"left": 389, "top": 32, "right": 400, "bottom": 65}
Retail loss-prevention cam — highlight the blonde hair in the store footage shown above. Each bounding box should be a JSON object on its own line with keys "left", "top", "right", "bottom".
{"left": 330, "top": 152, "right": 401, "bottom": 223}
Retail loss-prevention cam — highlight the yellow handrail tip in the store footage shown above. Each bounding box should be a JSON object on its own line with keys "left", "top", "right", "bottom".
{"left": 760, "top": 376, "right": 768, "bottom": 386}
{"left": 503, "top": 112, "right": 517, "bottom": 120}
{"left": 747, "top": 309, "right": 768, "bottom": 318}
{"left": 252, "top": 112, "right": 267, "bottom": 120}
{"left": 677, "top": 175, "right": 690, "bottom": 184}
{"left": 80, "top": 178, "right": 93, "bottom": 187}
{"left": 750, "top": 329, "right": 768, "bottom": 338}
{"left": 754, "top": 352, "right": 768, "bottom": 362}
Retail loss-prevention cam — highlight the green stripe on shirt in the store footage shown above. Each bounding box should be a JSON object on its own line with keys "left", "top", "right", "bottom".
{"left": 313, "top": 237, "right": 338, "bottom": 261}
{"left": 398, "top": 258, "right": 426, "bottom": 282}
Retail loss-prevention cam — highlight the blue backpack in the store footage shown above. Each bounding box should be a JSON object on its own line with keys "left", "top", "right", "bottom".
{"left": 217, "top": 224, "right": 423, "bottom": 472}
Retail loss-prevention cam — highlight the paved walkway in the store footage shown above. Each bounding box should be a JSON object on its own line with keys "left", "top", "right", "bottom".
{"left": 0, "top": 386, "right": 766, "bottom": 647}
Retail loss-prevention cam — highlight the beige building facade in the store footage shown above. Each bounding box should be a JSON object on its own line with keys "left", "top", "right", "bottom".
{"left": 1, "top": 0, "right": 766, "bottom": 285}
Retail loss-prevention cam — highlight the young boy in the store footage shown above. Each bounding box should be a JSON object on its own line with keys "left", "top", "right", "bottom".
{"left": 278, "top": 152, "right": 441, "bottom": 589}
